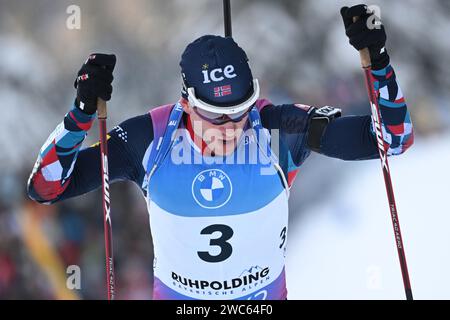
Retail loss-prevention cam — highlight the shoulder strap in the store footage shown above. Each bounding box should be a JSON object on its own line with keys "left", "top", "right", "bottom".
{"left": 256, "top": 99, "right": 302, "bottom": 188}
{"left": 249, "top": 104, "right": 290, "bottom": 197}
{"left": 146, "top": 103, "right": 184, "bottom": 177}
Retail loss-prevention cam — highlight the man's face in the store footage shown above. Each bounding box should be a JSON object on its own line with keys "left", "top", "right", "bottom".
{"left": 183, "top": 103, "right": 248, "bottom": 156}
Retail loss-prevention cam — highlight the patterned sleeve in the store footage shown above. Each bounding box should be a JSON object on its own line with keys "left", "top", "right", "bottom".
{"left": 318, "top": 64, "right": 414, "bottom": 160}
{"left": 27, "top": 106, "right": 96, "bottom": 203}
{"left": 27, "top": 105, "right": 153, "bottom": 204}
{"left": 371, "top": 64, "right": 414, "bottom": 155}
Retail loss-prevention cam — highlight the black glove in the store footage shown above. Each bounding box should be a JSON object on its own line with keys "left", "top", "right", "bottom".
{"left": 74, "top": 53, "right": 116, "bottom": 115}
{"left": 340, "top": 4, "right": 389, "bottom": 70}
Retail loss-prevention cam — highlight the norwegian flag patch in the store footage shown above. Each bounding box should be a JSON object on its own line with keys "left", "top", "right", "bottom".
{"left": 214, "top": 85, "right": 232, "bottom": 97}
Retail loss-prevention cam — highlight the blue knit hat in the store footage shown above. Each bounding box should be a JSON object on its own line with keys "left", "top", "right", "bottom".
{"left": 180, "top": 35, "right": 259, "bottom": 114}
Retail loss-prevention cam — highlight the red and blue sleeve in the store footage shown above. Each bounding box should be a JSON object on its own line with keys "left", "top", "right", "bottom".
{"left": 371, "top": 64, "right": 414, "bottom": 155}
{"left": 319, "top": 64, "right": 414, "bottom": 160}
{"left": 27, "top": 105, "right": 153, "bottom": 204}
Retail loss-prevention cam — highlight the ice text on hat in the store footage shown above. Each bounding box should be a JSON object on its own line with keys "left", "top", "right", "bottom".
{"left": 202, "top": 65, "right": 237, "bottom": 84}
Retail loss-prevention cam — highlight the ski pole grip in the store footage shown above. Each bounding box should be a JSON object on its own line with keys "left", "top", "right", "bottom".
{"left": 353, "top": 16, "right": 372, "bottom": 69}
{"left": 97, "top": 98, "right": 107, "bottom": 119}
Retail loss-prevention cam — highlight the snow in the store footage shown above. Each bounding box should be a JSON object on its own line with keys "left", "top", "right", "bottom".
{"left": 286, "top": 132, "right": 450, "bottom": 299}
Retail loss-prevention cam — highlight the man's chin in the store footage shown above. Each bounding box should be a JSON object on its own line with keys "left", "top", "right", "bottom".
{"left": 221, "top": 138, "right": 235, "bottom": 143}
{"left": 205, "top": 139, "right": 237, "bottom": 156}
{"left": 213, "top": 136, "right": 235, "bottom": 144}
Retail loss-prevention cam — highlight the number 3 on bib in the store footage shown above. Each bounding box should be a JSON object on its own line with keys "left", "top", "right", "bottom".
{"left": 197, "top": 224, "right": 234, "bottom": 263}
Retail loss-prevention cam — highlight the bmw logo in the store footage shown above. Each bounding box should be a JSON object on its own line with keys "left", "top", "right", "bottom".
{"left": 192, "top": 169, "right": 233, "bottom": 209}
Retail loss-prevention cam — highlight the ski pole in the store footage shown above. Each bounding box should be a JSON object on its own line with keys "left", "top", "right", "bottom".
{"left": 223, "top": 0, "right": 232, "bottom": 37}
{"left": 353, "top": 16, "right": 413, "bottom": 301}
{"left": 97, "top": 98, "right": 116, "bottom": 300}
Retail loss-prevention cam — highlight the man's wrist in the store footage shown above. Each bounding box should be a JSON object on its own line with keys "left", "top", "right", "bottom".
{"left": 70, "top": 99, "right": 97, "bottom": 125}
{"left": 370, "top": 48, "right": 390, "bottom": 70}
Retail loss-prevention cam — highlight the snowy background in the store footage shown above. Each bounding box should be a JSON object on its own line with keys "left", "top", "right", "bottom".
{"left": 0, "top": 0, "right": 449, "bottom": 299}
{"left": 287, "top": 133, "right": 450, "bottom": 299}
